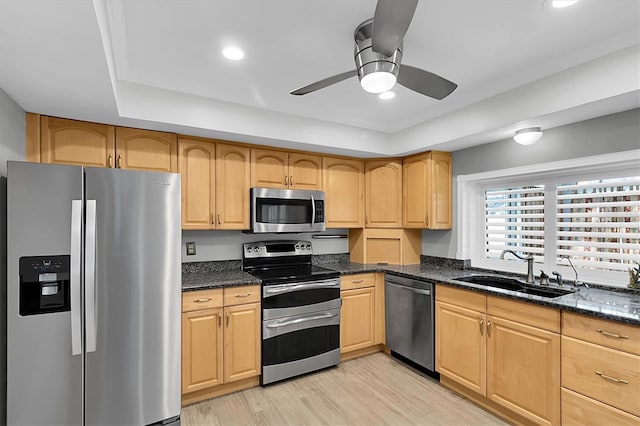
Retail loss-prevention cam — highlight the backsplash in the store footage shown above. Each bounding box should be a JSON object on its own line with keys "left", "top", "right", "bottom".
{"left": 421, "top": 255, "right": 470, "bottom": 270}
{"left": 182, "top": 260, "right": 242, "bottom": 273}
{"left": 312, "top": 253, "right": 350, "bottom": 265}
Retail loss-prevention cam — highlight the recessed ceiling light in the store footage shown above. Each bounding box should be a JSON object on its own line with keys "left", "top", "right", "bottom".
{"left": 378, "top": 91, "right": 395, "bottom": 100}
{"left": 551, "top": 0, "right": 579, "bottom": 8}
{"left": 222, "top": 46, "right": 244, "bottom": 61}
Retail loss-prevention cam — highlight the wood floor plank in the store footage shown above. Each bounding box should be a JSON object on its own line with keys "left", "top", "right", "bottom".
{"left": 183, "top": 353, "right": 507, "bottom": 425}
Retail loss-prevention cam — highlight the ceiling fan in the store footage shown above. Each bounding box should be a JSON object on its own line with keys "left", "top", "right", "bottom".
{"left": 290, "top": 0, "right": 457, "bottom": 100}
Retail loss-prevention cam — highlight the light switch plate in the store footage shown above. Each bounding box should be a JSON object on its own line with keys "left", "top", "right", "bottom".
{"left": 186, "top": 241, "right": 196, "bottom": 256}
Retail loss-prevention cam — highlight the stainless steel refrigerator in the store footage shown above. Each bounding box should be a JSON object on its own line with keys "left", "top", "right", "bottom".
{"left": 6, "top": 161, "right": 181, "bottom": 426}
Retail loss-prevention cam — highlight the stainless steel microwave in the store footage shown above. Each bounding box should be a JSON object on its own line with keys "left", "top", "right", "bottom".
{"left": 250, "top": 187, "right": 326, "bottom": 233}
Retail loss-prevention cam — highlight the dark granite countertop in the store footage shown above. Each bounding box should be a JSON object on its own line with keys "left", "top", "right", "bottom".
{"left": 321, "top": 262, "right": 640, "bottom": 326}
{"left": 181, "top": 270, "right": 261, "bottom": 292}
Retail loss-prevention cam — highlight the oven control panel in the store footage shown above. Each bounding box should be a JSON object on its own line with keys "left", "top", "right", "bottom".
{"left": 243, "top": 240, "right": 312, "bottom": 258}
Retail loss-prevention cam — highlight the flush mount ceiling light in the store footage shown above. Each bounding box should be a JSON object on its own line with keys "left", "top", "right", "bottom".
{"left": 551, "top": 0, "right": 579, "bottom": 8}
{"left": 222, "top": 46, "right": 244, "bottom": 60}
{"left": 378, "top": 91, "right": 395, "bottom": 100}
{"left": 513, "top": 127, "right": 543, "bottom": 145}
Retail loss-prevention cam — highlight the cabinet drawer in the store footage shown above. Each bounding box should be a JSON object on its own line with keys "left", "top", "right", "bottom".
{"left": 341, "top": 273, "right": 375, "bottom": 290}
{"left": 563, "top": 312, "right": 640, "bottom": 355}
{"left": 562, "top": 387, "right": 639, "bottom": 426}
{"left": 488, "top": 295, "right": 560, "bottom": 333}
{"left": 436, "top": 285, "right": 485, "bottom": 312}
{"left": 182, "top": 288, "right": 224, "bottom": 312}
{"left": 562, "top": 336, "right": 640, "bottom": 416}
{"left": 223, "top": 285, "right": 261, "bottom": 306}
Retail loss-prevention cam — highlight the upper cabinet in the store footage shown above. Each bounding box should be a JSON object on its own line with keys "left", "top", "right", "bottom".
{"left": 179, "top": 137, "right": 216, "bottom": 230}
{"left": 288, "top": 152, "right": 323, "bottom": 190}
{"left": 35, "top": 115, "right": 178, "bottom": 173}
{"left": 403, "top": 151, "right": 452, "bottom": 229}
{"left": 40, "top": 116, "right": 115, "bottom": 168}
{"left": 365, "top": 160, "right": 402, "bottom": 228}
{"left": 251, "top": 148, "right": 322, "bottom": 190}
{"left": 216, "top": 143, "right": 251, "bottom": 230}
{"left": 323, "top": 156, "right": 364, "bottom": 228}
{"left": 178, "top": 139, "right": 250, "bottom": 230}
{"left": 115, "top": 127, "right": 178, "bottom": 173}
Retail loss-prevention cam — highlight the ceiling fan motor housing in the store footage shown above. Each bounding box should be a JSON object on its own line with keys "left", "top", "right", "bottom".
{"left": 354, "top": 19, "right": 402, "bottom": 85}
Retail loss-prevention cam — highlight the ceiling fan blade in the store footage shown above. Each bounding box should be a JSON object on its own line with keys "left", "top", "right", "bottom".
{"left": 290, "top": 71, "right": 356, "bottom": 95}
{"left": 371, "top": 0, "right": 418, "bottom": 56}
{"left": 397, "top": 65, "right": 457, "bottom": 100}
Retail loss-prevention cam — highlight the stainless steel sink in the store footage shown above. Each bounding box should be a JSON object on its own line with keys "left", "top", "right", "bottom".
{"left": 454, "top": 275, "right": 575, "bottom": 298}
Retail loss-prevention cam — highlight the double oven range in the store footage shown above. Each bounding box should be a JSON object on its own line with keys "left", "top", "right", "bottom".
{"left": 243, "top": 240, "right": 341, "bottom": 385}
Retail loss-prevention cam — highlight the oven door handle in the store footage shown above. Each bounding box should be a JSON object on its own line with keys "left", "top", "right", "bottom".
{"left": 266, "top": 312, "right": 337, "bottom": 328}
{"left": 265, "top": 280, "right": 339, "bottom": 294}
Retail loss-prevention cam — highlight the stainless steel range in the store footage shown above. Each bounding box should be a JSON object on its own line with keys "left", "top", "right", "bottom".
{"left": 243, "top": 240, "right": 341, "bottom": 385}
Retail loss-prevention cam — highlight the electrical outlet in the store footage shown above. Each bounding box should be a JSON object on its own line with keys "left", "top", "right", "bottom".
{"left": 186, "top": 242, "right": 196, "bottom": 256}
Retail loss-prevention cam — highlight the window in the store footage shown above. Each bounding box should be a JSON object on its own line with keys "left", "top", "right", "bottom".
{"left": 458, "top": 150, "right": 640, "bottom": 287}
{"left": 556, "top": 177, "right": 640, "bottom": 273}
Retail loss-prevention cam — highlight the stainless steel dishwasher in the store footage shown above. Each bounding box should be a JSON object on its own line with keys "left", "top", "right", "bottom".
{"left": 385, "top": 275, "right": 435, "bottom": 371}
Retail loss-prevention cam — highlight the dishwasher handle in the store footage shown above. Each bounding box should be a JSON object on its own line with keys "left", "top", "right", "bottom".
{"left": 385, "top": 281, "right": 431, "bottom": 296}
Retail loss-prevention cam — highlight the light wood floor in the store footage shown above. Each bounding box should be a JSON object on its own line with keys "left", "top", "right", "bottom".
{"left": 182, "top": 353, "right": 507, "bottom": 425}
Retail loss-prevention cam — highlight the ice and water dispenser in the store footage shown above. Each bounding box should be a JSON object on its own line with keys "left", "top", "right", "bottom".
{"left": 19, "top": 255, "right": 71, "bottom": 316}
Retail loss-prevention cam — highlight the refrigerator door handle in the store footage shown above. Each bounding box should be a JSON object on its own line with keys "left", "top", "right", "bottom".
{"left": 70, "top": 200, "right": 82, "bottom": 356}
{"left": 85, "top": 200, "right": 98, "bottom": 353}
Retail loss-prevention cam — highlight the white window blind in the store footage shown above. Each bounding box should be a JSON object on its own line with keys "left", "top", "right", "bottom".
{"left": 484, "top": 185, "right": 545, "bottom": 262}
{"left": 556, "top": 176, "right": 640, "bottom": 272}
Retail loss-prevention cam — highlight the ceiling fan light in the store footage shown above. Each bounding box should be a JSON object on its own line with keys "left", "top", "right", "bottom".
{"left": 360, "top": 71, "right": 397, "bottom": 94}
{"left": 513, "top": 127, "right": 543, "bottom": 145}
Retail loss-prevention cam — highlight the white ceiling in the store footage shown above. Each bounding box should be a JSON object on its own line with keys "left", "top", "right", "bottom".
{"left": 0, "top": 0, "right": 638, "bottom": 157}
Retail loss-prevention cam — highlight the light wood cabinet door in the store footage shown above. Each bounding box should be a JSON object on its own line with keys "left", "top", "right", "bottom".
{"left": 289, "top": 152, "right": 322, "bottom": 190}
{"left": 403, "top": 151, "right": 452, "bottom": 229}
{"left": 115, "top": 127, "right": 178, "bottom": 172}
{"left": 340, "top": 287, "right": 375, "bottom": 353}
{"left": 40, "top": 116, "right": 115, "bottom": 167}
{"left": 179, "top": 138, "right": 215, "bottom": 229}
{"left": 251, "top": 148, "right": 288, "bottom": 189}
{"left": 487, "top": 315, "right": 560, "bottom": 426}
{"left": 216, "top": 143, "right": 251, "bottom": 229}
{"left": 323, "top": 156, "right": 364, "bottom": 228}
{"left": 182, "top": 308, "right": 224, "bottom": 394}
{"left": 365, "top": 160, "right": 402, "bottom": 227}
{"left": 430, "top": 151, "right": 453, "bottom": 229}
{"left": 223, "top": 302, "right": 261, "bottom": 383}
{"left": 435, "top": 301, "right": 486, "bottom": 396}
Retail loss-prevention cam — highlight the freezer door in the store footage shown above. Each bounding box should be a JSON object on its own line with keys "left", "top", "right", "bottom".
{"left": 84, "top": 168, "right": 181, "bottom": 425}
{"left": 7, "top": 162, "right": 84, "bottom": 426}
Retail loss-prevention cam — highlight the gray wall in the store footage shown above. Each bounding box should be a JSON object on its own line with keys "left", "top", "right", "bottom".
{"left": 0, "top": 88, "right": 25, "bottom": 175}
{"left": 423, "top": 108, "right": 640, "bottom": 258}
{"left": 0, "top": 88, "right": 24, "bottom": 425}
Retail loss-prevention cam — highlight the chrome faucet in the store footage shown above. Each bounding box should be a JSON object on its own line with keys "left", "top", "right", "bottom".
{"left": 559, "top": 256, "right": 588, "bottom": 288}
{"left": 499, "top": 250, "right": 535, "bottom": 284}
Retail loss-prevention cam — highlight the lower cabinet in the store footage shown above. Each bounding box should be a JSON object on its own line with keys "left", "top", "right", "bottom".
{"left": 436, "top": 285, "right": 560, "bottom": 425}
{"left": 340, "top": 273, "right": 385, "bottom": 359}
{"left": 181, "top": 285, "right": 261, "bottom": 405}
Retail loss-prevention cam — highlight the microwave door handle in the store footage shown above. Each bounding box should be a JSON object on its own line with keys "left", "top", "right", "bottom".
{"left": 310, "top": 195, "right": 315, "bottom": 226}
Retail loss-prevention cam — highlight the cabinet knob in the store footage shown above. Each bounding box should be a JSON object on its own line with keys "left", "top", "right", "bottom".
{"left": 425, "top": 215, "right": 429, "bottom": 226}
{"left": 479, "top": 318, "right": 484, "bottom": 335}
{"left": 284, "top": 175, "right": 288, "bottom": 187}
{"left": 117, "top": 154, "right": 123, "bottom": 169}
{"left": 290, "top": 175, "right": 293, "bottom": 186}
{"left": 595, "top": 371, "right": 628, "bottom": 384}
{"left": 487, "top": 320, "right": 492, "bottom": 337}
{"left": 108, "top": 154, "right": 113, "bottom": 168}
{"left": 217, "top": 312, "right": 222, "bottom": 328}
{"left": 217, "top": 214, "right": 221, "bottom": 225}
{"left": 226, "top": 312, "right": 230, "bottom": 327}
{"left": 596, "top": 329, "right": 629, "bottom": 339}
